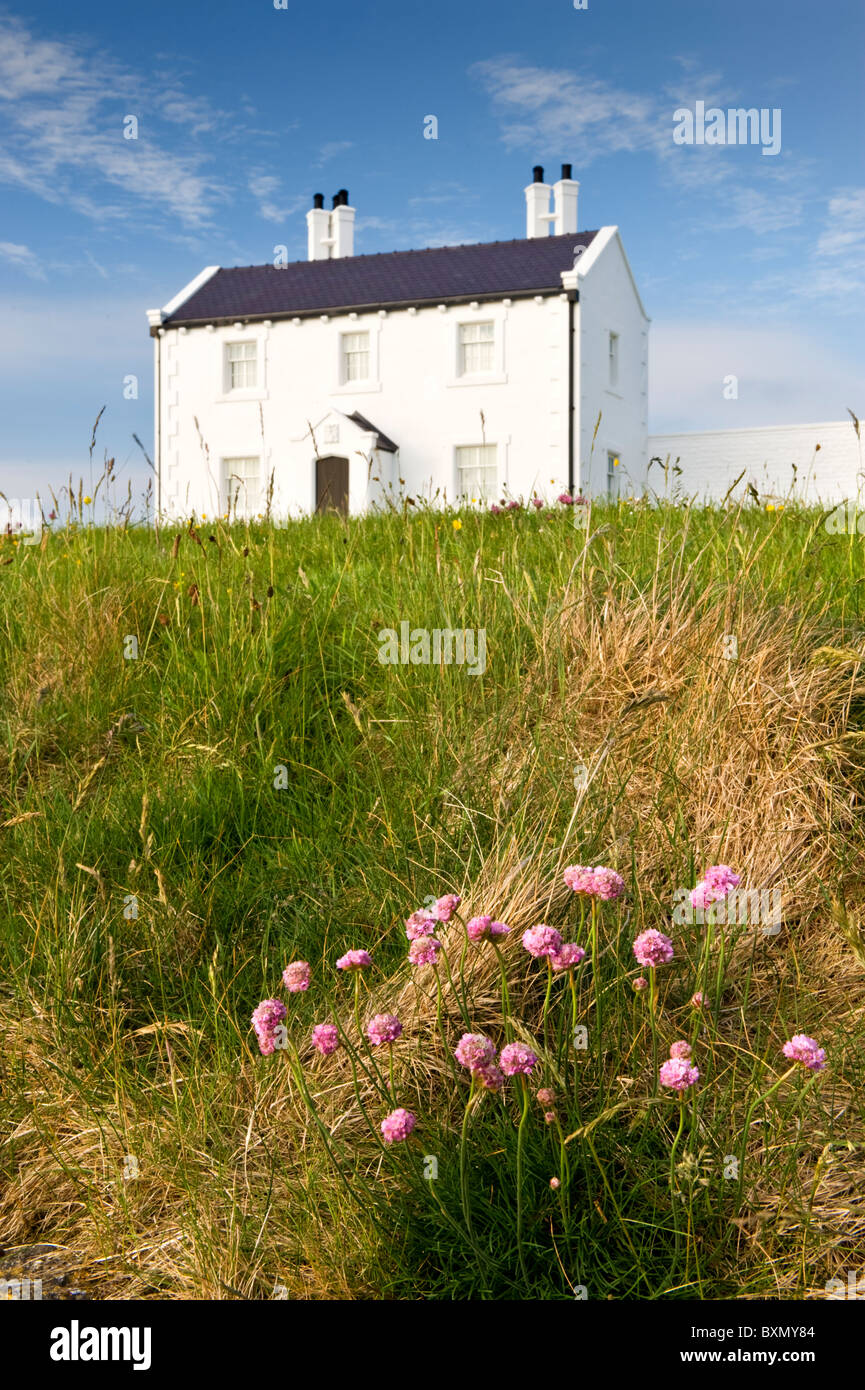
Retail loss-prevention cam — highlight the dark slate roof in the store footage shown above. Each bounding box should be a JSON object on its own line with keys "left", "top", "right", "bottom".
{"left": 162, "top": 232, "right": 598, "bottom": 325}
{"left": 346, "top": 411, "right": 398, "bottom": 453}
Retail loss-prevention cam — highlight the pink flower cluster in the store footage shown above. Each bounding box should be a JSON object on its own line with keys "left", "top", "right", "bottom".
{"left": 405, "top": 909, "right": 435, "bottom": 940}
{"left": 632, "top": 929, "right": 674, "bottom": 968}
{"left": 251, "top": 998, "right": 287, "bottom": 1056}
{"left": 381, "top": 1108, "right": 416, "bottom": 1144}
{"left": 659, "top": 1055, "right": 700, "bottom": 1091}
{"left": 366, "top": 1013, "right": 403, "bottom": 1047}
{"left": 690, "top": 864, "right": 740, "bottom": 911}
{"left": 454, "top": 1032, "right": 537, "bottom": 1088}
{"left": 563, "top": 865, "right": 626, "bottom": 901}
{"left": 466, "top": 915, "right": 510, "bottom": 942}
{"left": 336, "top": 948, "right": 372, "bottom": 972}
{"left": 282, "top": 961, "right": 311, "bottom": 993}
{"left": 550, "top": 943, "right": 586, "bottom": 972}
{"left": 432, "top": 893, "right": 461, "bottom": 922}
{"left": 782, "top": 1034, "right": 826, "bottom": 1072}
{"left": 408, "top": 935, "right": 442, "bottom": 966}
{"left": 311, "top": 1023, "right": 340, "bottom": 1056}
{"left": 522, "top": 925, "right": 563, "bottom": 959}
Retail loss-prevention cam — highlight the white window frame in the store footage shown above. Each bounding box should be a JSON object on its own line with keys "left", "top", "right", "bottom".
{"left": 340, "top": 330, "right": 371, "bottom": 384}
{"left": 226, "top": 340, "right": 257, "bottom": 391}
{"left": 447, "top": 306, "right": 508, "bottom": 387}
{"left": 331, "top": 317, "right": 382, "bottom": 395}
{"left": 458, "top": 320, "right": 495, "bottom": 376}
{"left": 608, "top": 331, "right": 619, "bottom": 389}
{"left": 215, "top": 326, "right": 269, "bottom": 404}
{"left": 607, "top": 450, "right": 621, "bottom": 499}
{"left": 222, "top": 455, "right": 263, "bottom": 519}
{"left": 455, "top": 443, "right": 498, "bottom": 504}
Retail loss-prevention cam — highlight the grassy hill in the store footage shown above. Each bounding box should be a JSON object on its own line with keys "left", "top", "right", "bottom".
{"left": 1, "top": 496, "right": 864, "bottom": 1299}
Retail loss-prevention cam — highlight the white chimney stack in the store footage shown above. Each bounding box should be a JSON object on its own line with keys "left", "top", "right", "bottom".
{"left": 525, "top": 165, "right": 553, "bottom": 238}
{"left": 552, "top": 164, "right": 579, "bottom": 235}
{"left": 307, "top": 189, "right": 355, "bottom": 260}
{"left": 331, "top": 190, "right": 355, "bottom": 258}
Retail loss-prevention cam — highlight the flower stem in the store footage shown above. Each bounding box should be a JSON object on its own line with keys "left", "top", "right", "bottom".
{"left": 516, "top": 1075, "right": 531, "bottom": 1288}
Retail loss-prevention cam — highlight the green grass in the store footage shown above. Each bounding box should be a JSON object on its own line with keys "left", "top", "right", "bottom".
{"left": 1, "top": 495, "right": 864, "bottom": 1300}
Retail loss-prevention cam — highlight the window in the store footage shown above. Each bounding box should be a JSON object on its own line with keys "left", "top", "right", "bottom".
{"left": 608, "top": 332, "right": 619, "bottom": 388}
{"left": 342, "top": 331, "right": 370, "bottom": 382}
{"left": 226, "top": 341, "right": 257, "bottom": 390}
{"left": 224, "top": 457, "right": 262, "bottom": 517}
{"left": 456, "top": 444, "right": 497, "bottom": 502}
{"left": 607, "top": 451, "right": 620, "bottom": 499}
{"left": 459, "top": 321, "right": 494, "bottom": 375}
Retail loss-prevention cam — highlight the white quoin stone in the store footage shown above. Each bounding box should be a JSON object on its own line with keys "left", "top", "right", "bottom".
{"left": 552, "top": 176, "right": 579, "bottom": 235}
{"left": 307, "top": 206, "right": 331, "bottom": 261}
{"left": 332, "top": 203, "right": 355, "bottom": 258}
{"left": 525, "top": 178, "right": 553, "bottom": 238}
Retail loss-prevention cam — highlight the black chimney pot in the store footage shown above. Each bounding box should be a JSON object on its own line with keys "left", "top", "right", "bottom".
{"left": 338, "top": 188, "right": 349, "bottom": 206}
{"left": 331, "top": 193, "right": 340, "bottom": 209}
{"left": 561, "top": 163, "right": 572, "bottom": 180}
{"left": 532, "top": 165, "right": 544, "bottom": 183}
{"left": 313, "top": 193, "right": 324, "bottom": 209}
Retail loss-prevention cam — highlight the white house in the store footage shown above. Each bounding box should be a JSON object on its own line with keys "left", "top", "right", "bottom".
{"left": 146, "top": 167, "right": 650, "bottom": 519}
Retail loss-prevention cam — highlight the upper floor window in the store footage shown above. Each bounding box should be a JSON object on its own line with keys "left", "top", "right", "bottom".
{"left": 459, "top": 321, "right": 495, "bottom": 375}
{"left": 226, "top": 341, "right": 257, "bottom": 390}
{"left": 456, "top": 444, "right": 497, "bottom": 502}
{"left": 342, "top": 331, "right": 370, "bottom": 382}
{"left": 224, "top": 456, "right": 262, "bottom": 518}
{"left": 608, "top": 332, "right": 619, "bottom": 388}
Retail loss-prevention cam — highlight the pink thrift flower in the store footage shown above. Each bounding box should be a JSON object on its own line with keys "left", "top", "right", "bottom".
{"left": 705, "top": 864, "right": 740, "bottom": 892}
{"left": 670, "top": 1041, "right": 692, "bottom": 1059}
{"left": 366, "top": 1013, "right": 403, "bottom": 1046}
{"left": 574, "top": 494, "right": 589, "bottom": 506}
{"left": 500, "top": 1042, "right": 539, "bottom": 1076}
{"left": 531, "top": 497, "right": 544, "bottom": 509}
{"left": 405, "top": 910, "right": 436, "bottom": 940}
{"left": 544, "top": 1110, "right": 557, "bottom": 1124}
{"left": 311, "top": 1023, "right": 340, "bottom": 1056}
{"left": 550, "top": 1176, "right": 561, "bottom": 1189}
{"left": 432, "top": 893, "right": 461, "bottom": 923}
{"left": 691, "top": 991, "right": 705, "bottom": 1007}
{"left": 633, "top": 976, "right": 649, "bottom": 992}
{"left": 522, "top": 924, "right": 563, "bottom": 959}
{"left": 782, "top": 1034, "right": 826, "bottom": 1072}
{"left": 454, "top": 1033, "right": 496, "bottom": 1071}
{"left": 282, "top": 960, "right": 311, "bottom": 993}
{"left": 633, "top": 929, "right": 674, "bottom": 968}
{"left": 475, "top": 1063, "right": 504, "bottom": 1092}
{"left": 506, "top": 499, "right": 521, "bottom": 510}
{"left": 558, "top": 492, "right": 574, "bottom": 506}
{"left": 336, "top": 948, "right": 372, "bottom": 972}
{"left": 467, "top": 915, "right": 510, "bottom": 942}
{"left": 536, "top": 1088, "right": 556, "bottom": 1105}
{"left": 550, "top": 943, "right": 586, "bottom": 972}
{"left": 563, "top": 864, "right": 595, "bottom": 895}
{"left": 490, "top": 504, "right": 502, "bottom": 515}
{"left": 251, "top": 998, "right": 287, "bottom": 1056}
{"left": 589, "top": 867, "right": 625, "bottom": 901}
{"left": 659, "top": 1057, "right": 700, "bottom": 1091}
{"left": 381, "top": 1108, "right": 416, "bottom": 1144}
{"left": 408, "top": 935, "right": 442, "bottom": 966}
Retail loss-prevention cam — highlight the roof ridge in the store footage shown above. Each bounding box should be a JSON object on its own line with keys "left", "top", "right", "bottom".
{"left": 218, "top": 231, "right": 599, "bottom": 274}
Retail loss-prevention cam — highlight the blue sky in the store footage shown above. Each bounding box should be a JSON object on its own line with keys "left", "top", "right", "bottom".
{"left": 1, "top": 0, "right": 863, "bottom": 506}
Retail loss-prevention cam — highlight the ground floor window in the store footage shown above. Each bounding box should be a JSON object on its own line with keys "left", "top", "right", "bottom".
{"left": 607, "top": 450, "right": 621, "bottom": 499}
{"left": 223, "top": 456, "right": 262, "bottom": 518}
{"left": 456, "top": 444, "right": 497, "bottom": 503}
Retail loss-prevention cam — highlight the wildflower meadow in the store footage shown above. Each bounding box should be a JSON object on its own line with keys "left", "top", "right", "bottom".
{"left": 1, "top": 491, "right": 864, "bottom": 1301}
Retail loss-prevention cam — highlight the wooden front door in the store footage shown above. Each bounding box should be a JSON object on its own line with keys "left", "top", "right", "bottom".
{"left": 315, "top": 456, "right": 349, "bottom": 515}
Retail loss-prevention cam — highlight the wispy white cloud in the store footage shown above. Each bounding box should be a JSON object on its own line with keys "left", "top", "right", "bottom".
{"left": 0, "top": 14, "right": 228, "bottom": 227}
{"left": 0, "top": 241, "right": 46, "bottom": 279}
{"left": 247, "top": 173, "right": 307, "bottom": 224}
{"left": 313, "top": 140, "right": 353, "bottom": 168}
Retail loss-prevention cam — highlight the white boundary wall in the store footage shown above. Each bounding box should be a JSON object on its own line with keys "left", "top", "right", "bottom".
{"left": 648, "top": 421, "right": 863, "bottom": 504}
